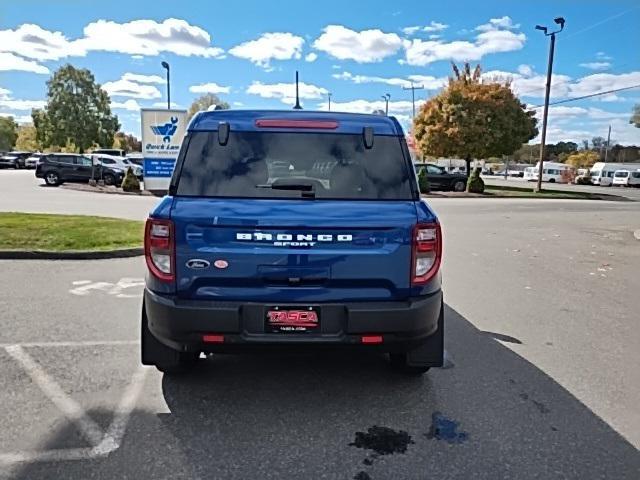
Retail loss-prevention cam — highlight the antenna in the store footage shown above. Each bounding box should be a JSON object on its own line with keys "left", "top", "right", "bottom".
{"left": 293, "top": 70, "right": 302, "bottom": 110}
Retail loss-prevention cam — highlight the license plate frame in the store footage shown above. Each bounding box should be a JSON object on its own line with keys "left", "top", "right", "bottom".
{"left": 265, "top": 306, "right": 320, "bottom": 333}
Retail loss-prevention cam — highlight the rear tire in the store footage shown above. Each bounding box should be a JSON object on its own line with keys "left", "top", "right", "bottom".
{"left": 14, "top": 160, "right": 21, "bottom": 169}
{"left": 44, "top": 171, "right": 60, "bottom": 186}
{"left": 452, "top": 180, "right": 466, "bottom": 192}
{"left": 141, "top": 304, "right": 199, "bottom": 374}
{"left": 103, "top": 173, "right": 116, "bottom": 186}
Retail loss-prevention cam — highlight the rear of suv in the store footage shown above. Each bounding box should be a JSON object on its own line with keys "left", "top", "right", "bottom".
{"left": 142, "top": 110, "right": 444, "bottom": 375}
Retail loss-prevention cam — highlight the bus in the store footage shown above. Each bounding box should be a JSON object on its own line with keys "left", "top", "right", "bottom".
{"left": 590, "top": 162, "right": 640, "bottom": 186}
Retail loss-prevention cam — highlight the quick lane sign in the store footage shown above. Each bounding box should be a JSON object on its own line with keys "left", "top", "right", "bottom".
{"left": 141, "top": 108, "right": 187, "bottom": 191}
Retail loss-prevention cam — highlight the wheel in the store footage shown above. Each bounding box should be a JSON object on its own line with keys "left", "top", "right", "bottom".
{"left": 548, "top": 178, "right": 556, "bottom": 183}
{"left": 389, "top": 353, "right": 431, "bottom": 375}
{"left": 103, "top": 173, "right": 116, "bottom": 186}
{"left": 141, "top": 304, "right": 199, "bottom": 374}
{"left": 14, "top": 160, "right": 21, "bottom": 169}
{"left": 44, "top": 171, "right": 60, "bottom": 186}
{"left": 452, "top": 180, "right": 466, "bottom": 192}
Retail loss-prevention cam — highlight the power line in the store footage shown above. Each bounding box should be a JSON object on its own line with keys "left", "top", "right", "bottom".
{"left": 528, "top": 84, "right": 640, "bottom": 109}
{"left": 563, "top": 6, "right": 640, "bottom": 39}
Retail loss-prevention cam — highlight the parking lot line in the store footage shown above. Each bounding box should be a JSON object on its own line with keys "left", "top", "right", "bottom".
{"left": 4, "top": 345, "right": 105, "bottom": 447}
{"left": 0, "top": 340, "right": 139, "bottom": 348}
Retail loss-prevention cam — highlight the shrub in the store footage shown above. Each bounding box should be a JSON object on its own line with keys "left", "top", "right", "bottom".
{"left": 467, "top": 167, "right": 485, "bottom": 193}
{"left": 418, "top": 167, "right": 430, "bottom": 193}
{"left": 121, "top": 167, "right": 141, "bottom": 193}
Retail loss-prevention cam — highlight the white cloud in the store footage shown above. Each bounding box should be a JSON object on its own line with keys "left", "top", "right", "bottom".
{"left": 121, "top": 72, "right": 165, "bottom": 84}
{"left": 569, "top": 71, "right": 640, "bottom": 98}
{"left": 189, "top": 82, "right": 230, "bottom": 94}
{"left": 313, "top": 25, "right": 403, "bottom": 63}
{"left": 333, "top": 71, "right": 446, "bottom": 90}
{"left": 0, "top": 19, "right": 224, "bottom": 65}
{"left": 423, "top": 21, "right": 449, "bottom": 33}
{"left": 596, "top": 51, "right": 612, "bottom": 61}
{"left": 317, "top": 99, "right": 420, "bottom": 115}
{"left": 402, "top": 26, "right": 421, "bottom": 36}
{"left": 0, "top": 52, "right": 49, "bottom": 74}
{"left": 246, "top": 81, "right": 327, "bottom": 105}
{"left": 404, "top": 16, "right": 525, "bottom": 66}
{"left": 483, "top": 69, "right": 572, "bottom": 98}
{"left": 111, "top": 99, "right": 141, "bottom": 111}
{"left": 0, "top": 98, "right": 46, "bottom": 110}
{"left": 233, "top": 101, "right": 244, "bottom": 106}
{"left": 151, "top": 101, "right": 180, "bottom": 108}
{"left": 229, "top": 32, "right": 304, "bottom": 67}
{"left": 580, "top": 62, "right": 611, "bottom": 71}
{"left": 0, "top": 112, "right": 33, "bottom": 124}
{"left": 0, "top": 87, "right": 10, "bottom": 98}
{"left": 76, "top": 18, "right": 224, "bottom": 58}
{"left": 305, "top": 52, "right": 318, "bottom": 62}
{"left": 476, "top": 16, "right": 520, "bottom": 32}
{"left": 517, "top": 64, "right": 533, "bottom": 77}
{"left": 428, "top": 34, "right": 441, "bottom": 40}
{"left": 102, "top": 78, "right": 162, "bottom": 99}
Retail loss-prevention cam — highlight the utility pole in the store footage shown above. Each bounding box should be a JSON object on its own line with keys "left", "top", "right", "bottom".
{"left": 327, "top": 92, "right": 332, "bottom": 111}
{"left": 402, "top": 82, "right": 424, "bottom": 118}
{"left": 604, "top": 124, "right": 611, "bottom": 162}
{"left": 382, "top": 93, "right": 390, "bottom": 115}
{"left": 161, "top": 61, "right": 170, "bottom": 109}
{"left": 534, "top": 17, "right": 565, "bottom": 193}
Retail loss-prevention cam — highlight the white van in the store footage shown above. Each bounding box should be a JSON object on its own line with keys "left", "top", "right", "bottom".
{"left": 612, "top": 169, "right": 640, "bottom": 187}
{"left": 523, "top": 162, "right": 575, "bottom": 183}
{"left": 590, "top": 162, "right": 640, "bottom": 186}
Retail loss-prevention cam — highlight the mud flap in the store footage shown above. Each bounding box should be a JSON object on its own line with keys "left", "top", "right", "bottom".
{"left": 406, "top": 300, "right": 444, "bottom": 367}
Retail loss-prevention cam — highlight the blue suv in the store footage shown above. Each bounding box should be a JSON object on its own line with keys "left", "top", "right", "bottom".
{"left": 142, "top": 110, "right": 443, "bottom": 374}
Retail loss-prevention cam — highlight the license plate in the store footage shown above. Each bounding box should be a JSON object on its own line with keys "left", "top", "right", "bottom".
{"left": 265, "top": 306, "right": 320, "bottom": 333}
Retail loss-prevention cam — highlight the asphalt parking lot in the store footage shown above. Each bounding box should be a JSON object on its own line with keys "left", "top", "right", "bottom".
{"left": 1, "top": 170, "right": 639, "bottom": 479}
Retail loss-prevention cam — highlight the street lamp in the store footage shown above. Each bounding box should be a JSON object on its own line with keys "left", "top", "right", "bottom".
{"left": 382, "top": 93, "right": 390, "bottom": 116}
{"left": 161, "top": 61, "right": 170, "bottom": 110}
{"left": 534, "top": 16, "right": 566, "bottom": 193}
{"left": 327, "top": 92, "right": 332, "bottom": 111}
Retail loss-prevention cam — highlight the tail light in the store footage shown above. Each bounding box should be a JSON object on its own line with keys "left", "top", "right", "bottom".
{"left": 145, "top": 218, "right": 175, "bottom": 282}
{"left": 411, "top": 222, "right": 442, "bottom": 285}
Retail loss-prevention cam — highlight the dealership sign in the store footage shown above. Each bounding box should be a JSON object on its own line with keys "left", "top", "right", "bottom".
{"left": 141, "top": 108, "right": 187, "bottom": 191}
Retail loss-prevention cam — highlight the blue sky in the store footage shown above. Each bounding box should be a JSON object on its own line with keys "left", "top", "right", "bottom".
{"left": 1, "top": 0, "right": 639, "bottom": 145}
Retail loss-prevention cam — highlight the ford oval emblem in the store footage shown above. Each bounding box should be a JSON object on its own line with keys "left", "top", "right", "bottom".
{"left": 186, "top": 259, "right": 210, "bottom": 269}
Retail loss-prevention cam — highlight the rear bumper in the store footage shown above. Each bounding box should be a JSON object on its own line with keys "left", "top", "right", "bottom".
{"left": 144, "top": 288, "right": 443, "bottom": 353}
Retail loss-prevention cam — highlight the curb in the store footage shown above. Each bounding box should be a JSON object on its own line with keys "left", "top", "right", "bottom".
{"left": 0, "top": 247, "right": 144, "bottom": 260}
{"left": 59, "top": 184, "right": 153, "bottom": 196}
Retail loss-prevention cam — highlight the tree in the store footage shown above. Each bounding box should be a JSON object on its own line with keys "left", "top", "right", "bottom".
{"left": 187, "top": 93, "right": 230, "bottom": 121}
{"left": 0, "top": 116, "right": 18, "bottom": 151}
{"left": 591, "top": 136, "right": 605, "bottom": 149}
{"left": 565, "top": 150, "right": 599, "bottom": 168}
{"left": 631, "top": 104, "right": 640, "bottom": 128}
{"left": 15, "top": 124, "right": 40, "bottom": 151}
{"left": 413, "top": 63, "right": 538, "bottom": 191}
{"left": 33, "top": 64, "right": 119, "bottom": 153}
{"left": 113, "top": 132, "right": 142, "bottom": 152}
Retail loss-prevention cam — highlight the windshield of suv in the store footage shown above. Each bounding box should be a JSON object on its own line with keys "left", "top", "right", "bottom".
{"left": 175, "top": 131, "right": 414, "bottom": 200}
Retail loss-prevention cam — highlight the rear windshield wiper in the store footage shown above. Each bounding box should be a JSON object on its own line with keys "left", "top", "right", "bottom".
{"left": 256, "top": 183, "right": 316, "bottom": 198}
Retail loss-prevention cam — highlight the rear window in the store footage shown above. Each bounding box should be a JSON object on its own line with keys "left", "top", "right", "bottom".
{"left": 175, "top": 131, "right": 414, "bottom": 200}
{"left": 614, "top": 171, "right": 628, "bottom": 177}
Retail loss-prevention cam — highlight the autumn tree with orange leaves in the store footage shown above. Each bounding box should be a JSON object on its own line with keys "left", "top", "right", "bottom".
{"left": 413, "top": 63, "right": 538, "bottom": 192}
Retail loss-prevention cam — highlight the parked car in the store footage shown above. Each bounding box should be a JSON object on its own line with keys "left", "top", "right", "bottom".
{"left": 414, "top": 163, "right": 467, "bottom": 192}
{"left": 0, "top": 151, "right": 32, "bottom": 169}
{"left": 91, "top": 154, "right": 143, "bottom": 179}
{"left": 24, "top": 153, "right": 45, "bottom": 169}
{"left": 35, "top": 153, "right": 125, "bottom": 186}
{"left": 142, "top": 110, "right": 444, "bottom": 375}
{"left": 92, "top": 148, "right": 125, "bottom": 157}
{"left": 612, "top": 169, "right": 640, "bottom": 187}
{"left": 126, "top": 153, "right": 144, "bottom": 166}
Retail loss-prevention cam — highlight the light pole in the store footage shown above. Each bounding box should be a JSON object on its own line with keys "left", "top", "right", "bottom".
{"left": 327, "top": 92, "right": 332, "bottom": 111}
{"left": 534, "top": 17, "right": 565, "bottom": 192}
{"left": 382, "top": 93, "right": 390, "bottom": 115}
{"left": 161, "top": 61, "right": 171, "bottom": 110}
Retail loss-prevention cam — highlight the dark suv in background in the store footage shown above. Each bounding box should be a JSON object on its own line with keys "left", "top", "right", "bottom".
{"left": 0, "top": 151, "right": 32, "bottom": 169}
{"left": 35, "top": 153, "right": 125, "bottom": 186}
{"left": 414, "top": 163, "right": 468, "bottom": 192}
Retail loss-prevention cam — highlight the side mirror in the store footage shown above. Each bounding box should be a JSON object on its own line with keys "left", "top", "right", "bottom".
{"left": 218, "top": 121, "right": 230, "bottom": 146}
{"left": 363, "top": 126, "right": 374, "bottom": 149}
